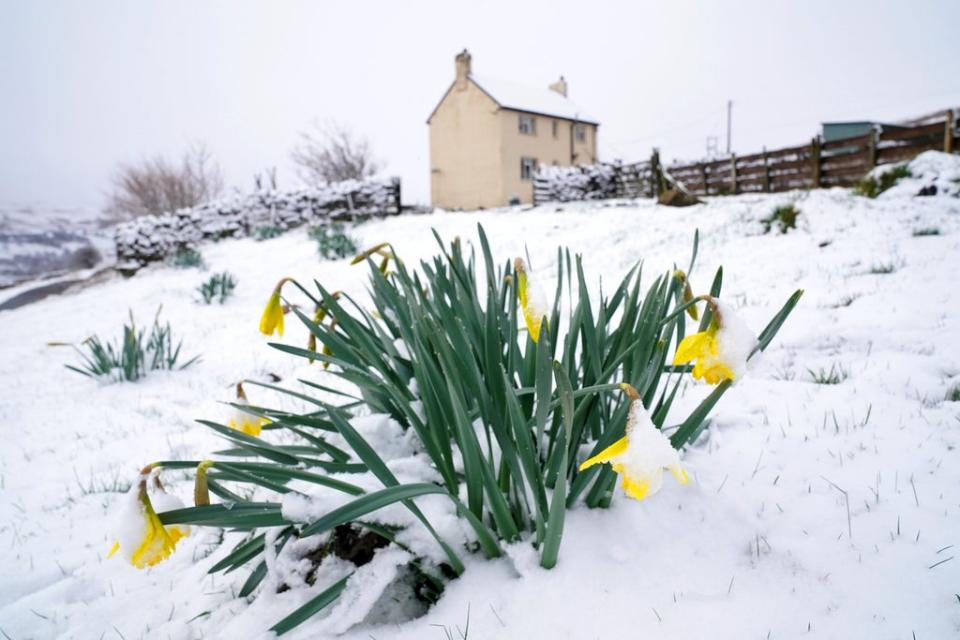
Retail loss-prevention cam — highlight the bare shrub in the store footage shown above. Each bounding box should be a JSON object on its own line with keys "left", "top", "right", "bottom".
{"left": 290, "top": 120, "right": 380, "bottom": 186}
{"left": 108, "top": 144, "right": 224, "bottom": 219}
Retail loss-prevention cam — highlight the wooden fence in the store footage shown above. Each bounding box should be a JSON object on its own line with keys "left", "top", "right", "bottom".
{"left": 533, "top": 108, "right": 958, "bottom": 204}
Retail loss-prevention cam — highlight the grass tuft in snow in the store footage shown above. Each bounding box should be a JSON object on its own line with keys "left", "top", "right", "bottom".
{"left": 854, "top": 164, "right": 911, "bottom": 198}
{"left": 912, "top": 227, "right": 941, "bottom": 237}
{"left": 946, "top": 386, "right": 960, "bottom": 402}
{"left": 253, "top": 225, "right": 285, "bottom": 241}
{"left": 828, "top": 293, "right": 860, "bottom": 308}
{"left": 869, "top": 261, "right": 899, "bottom": 275}
{"left": 153, "top": 226, "right": 802, "bottom": 634}
{"left": 197, "top": 272, "right": 237, "bottom": 304}
{"left": 168, "top": 246, "right": 205, "bottom": 269}
{"left": 309, "top": 222, "right": 358, "bottom": 260}
{"left": 807, "top": 363, "right": 850, "bottom": 385}
{"left": 58, "top": 308, "right": 201, "bottom": 382}
{"left": 761, "top": 204, "right": 800, "bottom": 234}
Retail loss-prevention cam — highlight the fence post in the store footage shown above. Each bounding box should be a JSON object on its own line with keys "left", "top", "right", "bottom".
{"left": 650, "top": 148, "right": 662, "bottom": 199}
{"left": 811, "top": 137, "right": 821, "bottom": 188}
{"left": 866, "top": 125, "right": 878, "bottom": 168}
{"left": 391, "top": 177, "right": 402, "bottom": 215}
{"left": 946, "top": 109, "right": 955, "bottom": 154}
{"left": 762, "top": 147, "right": 771, "bottom": 192}
{"left": 729, "top": 154, "right": 737, "bottom": 194}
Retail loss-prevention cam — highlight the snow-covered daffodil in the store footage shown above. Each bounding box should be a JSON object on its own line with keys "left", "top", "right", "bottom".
{"left": 259, "top": 278, "right": 292, "bottom": 337}
{"left": 579, "top": 384, "right": 688, "bottom": 501}
{"left": 227, "top": 382, "right": 270, "bottom": 437}
{"left": 673, "top": 297, "right": 758, "bottom": 384}
{"left": 514, "top": 257, "right": 549, "bottom": 343}
{"left": 108, "top": 469, "right": 188, "bottom": 568}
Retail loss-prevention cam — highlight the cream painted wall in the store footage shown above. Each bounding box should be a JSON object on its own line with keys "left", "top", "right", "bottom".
{"left": 499, "top": 111, "right": 597, "bottom": 204}
{"left": 429, "top": 80, "right": 503, "bottom": 209}
{"left": 429, "top": 78, "right": 598, "bottom": 208}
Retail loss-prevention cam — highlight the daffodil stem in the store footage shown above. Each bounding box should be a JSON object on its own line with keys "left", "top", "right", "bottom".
{"left": 658, "top": 295, "right": 709, "bottom": 328}
{"left": 283, "top": 278, "right": 321, "bottom": 308}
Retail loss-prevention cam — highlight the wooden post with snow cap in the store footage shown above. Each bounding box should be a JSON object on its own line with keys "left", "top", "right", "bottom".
{"left": 945, "top": 109, "right": 955, "bottom": 154}
{"left": 811, "top": 137, "right": 821, "bottom": 188}
{"left": 729, "top": 154, "right": 737, "bottom": 194}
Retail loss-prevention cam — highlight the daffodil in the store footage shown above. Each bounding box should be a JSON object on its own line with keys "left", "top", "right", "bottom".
{"left": 227, "top": 382, "right": 269, "bottom": 437}
{"left": 108, "top": 469, "right": 188, "bottom": 568}
{"left": 579, "top": 384, "right": 688, "bottom": 501}
{"left": 259, "top": 278, "right": 291, "bottom": 336}
{"left": 514, "top": 257, "right": 549, "bottom": 343}
{"left": 673, "top": 297, "right": 758, "bottom": 384}
{"left": 673, "top": 270, "right": 699, "bottom": 320}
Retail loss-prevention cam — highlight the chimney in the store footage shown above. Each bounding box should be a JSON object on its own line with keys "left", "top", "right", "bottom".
{"left": 455, "top": 49, "right": 472, "bottom": 90}
{"left": 549, "top": 75, "right": 568, "bottom": 97}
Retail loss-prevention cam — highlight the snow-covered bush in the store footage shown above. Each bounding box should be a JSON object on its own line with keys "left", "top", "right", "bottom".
{"left": 308, "top": 222, "right": 357, "bottom": 260}
{"left": 114, "top": 178, "right": 400, "bottom": 268}
{"left": 139, "top": 228, "right": 801, "bottom": 634}
{"left": 855, "top": 164, "right": 912, "bottom": 198}
{"left": 168, "top": 246, "right": 204, "bottom": 269}
{"left": 761, "top": 204, "right": 800, "bottom": 234}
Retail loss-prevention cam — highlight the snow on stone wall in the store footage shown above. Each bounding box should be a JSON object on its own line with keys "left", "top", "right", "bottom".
{"left": 114, "top": 178, "right": 400, "bottom": 266}
{"left": 533, "top": 162, "right": 655, "bottom": 204}
{"left": 533, "top": 164, "right": 619, "bottom": 203}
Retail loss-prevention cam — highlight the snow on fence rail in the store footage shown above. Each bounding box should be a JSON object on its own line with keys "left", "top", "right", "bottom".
{"left": 669, "top": 108, "right": 958, "bottom": 196}
{"left": 115, "top": 178, "right": 401, "bottom": 267}
{"left": 536, "top": 107, "right": 958, "bottom": 204}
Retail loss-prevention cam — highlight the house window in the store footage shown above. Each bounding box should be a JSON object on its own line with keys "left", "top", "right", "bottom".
{"left": 519, "top": 115, "right": 536, "bottom": 135}
{"left": 520, "top": 157, "right": 538, "bottom": 180}
{"left": 552, "top": 120, "right": 558, "bottom": 138}
{"left": 575, "top": 124, "right": 587, "bottom": 143}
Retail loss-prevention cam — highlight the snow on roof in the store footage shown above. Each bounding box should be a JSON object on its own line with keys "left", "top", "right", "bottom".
{"left": 470, "top": 73, "right": 599, "bottom": 125}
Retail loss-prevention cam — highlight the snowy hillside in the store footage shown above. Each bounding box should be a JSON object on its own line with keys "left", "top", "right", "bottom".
{"left": 0, "top": 204, "right": 112, "bottom": 289}
{"left": 1, "top": 153, "right": 959, "bottom": 639}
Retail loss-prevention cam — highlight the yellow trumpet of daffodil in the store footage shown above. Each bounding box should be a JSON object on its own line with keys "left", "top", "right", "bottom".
{"left": 108, "top": 467, "right": 188, "bottom": 568}
{"left": 514, "top": 257, "right": 549, "bottom": 343}
{"left": 673, "top": 297, "right": 758, "bottom": 384}
{"left": 578, "top": 384, "right": 688, "bottom": 501}
{"left": 227, "top": 382, "right": 270, "bottom": 437}
{"left": 259, "top": 278, "right": 292, "bottom": 337}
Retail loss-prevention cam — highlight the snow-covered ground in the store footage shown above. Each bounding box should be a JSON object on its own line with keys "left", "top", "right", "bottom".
{"left": 2, "top": 153, "right": 959, "bottom": 639}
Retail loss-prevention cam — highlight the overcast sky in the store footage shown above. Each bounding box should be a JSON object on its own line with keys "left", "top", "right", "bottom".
{"left": 2, "top": 0, "right": 958, "bottom": 210}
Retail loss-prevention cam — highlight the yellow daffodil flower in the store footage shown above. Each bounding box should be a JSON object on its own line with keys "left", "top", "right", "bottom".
{"left": 579, "top": 384, "right": 688, "bottom": 501}
{"left": 108, "top": 470, "right": 188, "bottom": 568}
{"left": 259, "top": 278, "right": 291, "bottom": 336}
{"left": 673, "top": 297, "right": 758, "bottom": 384}
{"left": 227, "top": 383, "right": 269, "bottom": 437}
{"left": 514, "top": 257, "right": 549, "bottom": 343}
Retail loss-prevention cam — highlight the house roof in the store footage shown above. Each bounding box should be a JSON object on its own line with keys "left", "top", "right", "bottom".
{"left": 427, "top": 74, "right": 600, "bottom": 125}
{"left": 470, "top": 74, "right": 599, "bottom": 125}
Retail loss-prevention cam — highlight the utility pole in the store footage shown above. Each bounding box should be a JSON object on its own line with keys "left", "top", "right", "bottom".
{"left": 726, "top": 100, "right": 733, "bottom": 156}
